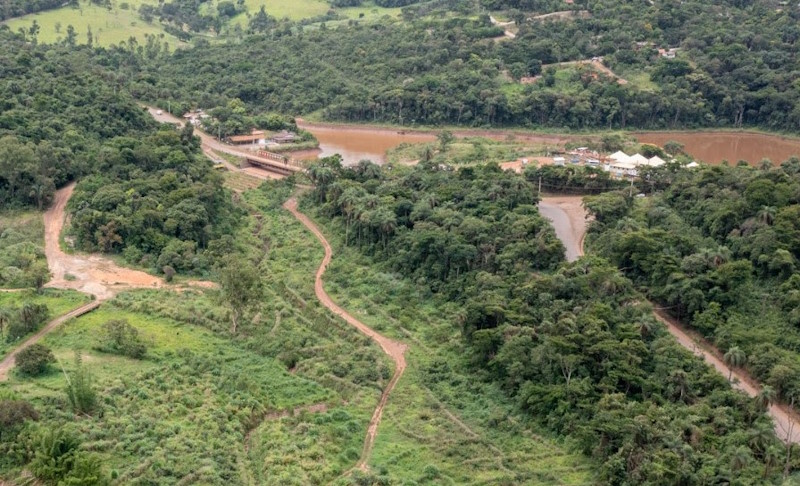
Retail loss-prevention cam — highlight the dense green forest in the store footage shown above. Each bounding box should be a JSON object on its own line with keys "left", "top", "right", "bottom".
{"left": 0, "top": 30, "right": 235, "bottom": 276}
{"left": 0, "top": 0, "right": 70, "bottom": 21}
{"left": 307, "top": 159, "right": 789, "bottom": 483}
{"left": 590, "top": 160, "right": 800, "bottom": 407}
{"left": 103, "top": 0, "right": 800, "bottom": 131}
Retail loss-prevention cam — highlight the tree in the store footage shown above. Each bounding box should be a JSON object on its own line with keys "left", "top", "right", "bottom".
{"left": 15, "top": 343, "right": 55, "bottom": 376}
{"left": 663, "top": 140, "right": 684, "bottom": 156}
{"left": 65, "top": 24, "right": 76, "bottom": 46}
{"left": 217, "top": 255, "right": 261, "bottom": 334}
{"left": 0, "top": 399, "right": 38, "bottom": 440}
{"left": 437, "top": 130, "right": 455, "bottom": 152}
{"left": 758, "top": 385, "right": 777, "bottom": 411}
{"left": 64, "top": 353, "right": 98, "bottom": 414}
{"left": 723, "top": 346, "right": 746, "bottom": 381}
{"left": 95, "top": 319, "right": 147, "bottom": 359}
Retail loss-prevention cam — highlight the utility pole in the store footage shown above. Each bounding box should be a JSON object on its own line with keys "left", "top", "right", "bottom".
{"left": 629, "top": 177, "right": 634, "bottom": 198}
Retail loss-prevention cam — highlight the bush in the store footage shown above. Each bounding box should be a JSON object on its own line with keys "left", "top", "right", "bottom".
{"left": 65, "top": 354, "right": 98, "bottom": 414}
{"left": 15, "top": 344, "right": 55, "bottom": 376}
{"left": 6, "top": 303, "right": 49, "bottom": 341}
{"left": 29, "top": 427, "right": 107, "bottom": 485}
{"left": 95, "top": 319, "right": 147, "bottom": 359}
{"left": 0, "top": 399, "right": 38, "bottom": 440}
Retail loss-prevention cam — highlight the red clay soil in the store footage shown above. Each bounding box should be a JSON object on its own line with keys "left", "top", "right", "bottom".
{"left": 541, "top": 195, "right": 800, "bottom": 444}
{"left": 283, "top": 197, "right": 408, "bottom": 471}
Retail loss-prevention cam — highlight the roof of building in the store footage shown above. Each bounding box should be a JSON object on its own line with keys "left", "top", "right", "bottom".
{"left": 629, "top": 153, "right": 650, "bottom": 165}
{"left": 609, "top": 151, "right": 630, "bottom": 162}
{"left": 229, "top": 134, "right": 264, "bottom": 143}
{"left": 648, "top": 156, "right": 667, "bottom": 166}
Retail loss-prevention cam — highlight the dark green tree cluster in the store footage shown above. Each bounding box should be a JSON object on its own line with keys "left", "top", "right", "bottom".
{"left": 591, "top": 160, "right": 800, "bottom": 407}
{"left": 309, "top": 161, "right": 789, "bottom": 482}
{"left": 3, "top": 303, "right": 49, "bottom": 342}
{"left": 0, "top": 28, "right": 151, "bottom": 209}
{"left": 116, "top": 0, "right": 800, "bottom": 131}
{"left": 66, "top": 126, "right": 238, "bottom": 276}
{"left": 94, "top": 319, "right": 147, "bottom": 359}
{"left": 0, "top": 0, "right": 66, "bottom": 21}
{"left": 15, "top": 343, "right": 55, "bottom": 376}
{"left": 311, "top": 158, "right": 564, "bottom": 292}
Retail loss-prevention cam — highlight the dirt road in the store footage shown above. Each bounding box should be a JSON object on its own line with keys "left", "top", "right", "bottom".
{"left": 539, "top": 194, "right": 800, "bottom": 444}
{"left": 489, "top": 15, "right": 516, "bottom": 39}
{"left": 544, "top": 60, "right": 628, "bottom": 85}
{"left": 0, "top": 301, "right": 100, "bottom": 381}
{"left": 538, "top": 195, "right": 586, "bottom": 262}
{"left": 45, "top": 184, "right": 164, "bottom": 300}
{"left": 283, "top": 198, "right": 408, "bottom": 471}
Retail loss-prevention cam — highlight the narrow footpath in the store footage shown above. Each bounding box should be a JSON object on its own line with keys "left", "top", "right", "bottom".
{"left": 0, "top": 301, "right": 100, "bottom": 380}
{"left": 283, "top": 197, "right": 408, "bottom": 471}
{"left": 539, "top": 195, "right": 800, "bottom": 445}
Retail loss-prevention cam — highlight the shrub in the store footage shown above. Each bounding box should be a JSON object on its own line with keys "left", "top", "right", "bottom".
{"left": 0, "top": 399, "right": 38, "bottom": 440}
{"left": 65, "top": 354, "right": 98, "bottom": 414}
{"left": 7, "top": 303, "right": 49, "bottom": 341}
{"left": 29, "top": 427, "right": 107, "bottom": 485}
{"left": 15, "top": 344, "right": 55, "bottom": 376}
{"left": 95, "top": 319, "right": 147, "bottom": 359}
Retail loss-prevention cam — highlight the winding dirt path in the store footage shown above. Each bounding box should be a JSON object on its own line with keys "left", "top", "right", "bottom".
{"left": 283, "top": 197, "right": 408, "bottom": 471}
{"left": 539, "top": 194, "right": 800, "bottom": 445}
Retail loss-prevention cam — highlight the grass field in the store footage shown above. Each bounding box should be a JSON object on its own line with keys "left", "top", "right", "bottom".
{"left": 316, "top": 228, "right": 593, "bottom": 484}
{"left": 231, "top": 0, "right": 401, "bottom": 25}
{"left": 386, "top": 136, "right": 556, "bottom": 166}
{"left": 0, "top": 289, "right": 91, "bottom": 359}
{"left": 4, "top": 0, "right": 183, "bottom": 47}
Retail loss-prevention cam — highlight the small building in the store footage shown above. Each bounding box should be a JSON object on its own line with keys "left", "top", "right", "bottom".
{"left": 648, "top": 156, "right": 666, "bottom": 167}
{"left": 228, "top": 130, "right": 266, "bottom": 146}
{"left": 553, "top": 156, "right": 566, "bottom": 166}
{"left": 586, "top": 158, "right": 600, "bottom": 166}
{"left": 611, "top": 160, "right": 638, "bottom": 177}
{"left": 272, "top": 130, "right": 298, "bottom": 144}
{"left": 608, "top": 151, "right": 630, "bottom": 163}
{"left": 629, "top": 153, "right": 650, "bottom": 166}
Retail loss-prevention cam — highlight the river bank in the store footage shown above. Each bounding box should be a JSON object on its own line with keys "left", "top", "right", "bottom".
{"left": 298, "top": 119, "right": 800, "bottom": 166}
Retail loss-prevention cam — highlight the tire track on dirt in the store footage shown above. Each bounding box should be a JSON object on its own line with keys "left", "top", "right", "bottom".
{"left": 283, "top": 197, "right": 408, "bottom": 472}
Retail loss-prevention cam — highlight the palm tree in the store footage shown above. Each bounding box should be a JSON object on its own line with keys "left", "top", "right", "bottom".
{"left": 724, "top": 346, "right": 747, "bottom": 381}
{"left": 758, "top": 205, "right": 777, "bottom": 226}
{"left": 731, "top": 445, "right": 752, "bottom": 471}
{"left": 757, "top": 385, "right": 777, "bottom": 411}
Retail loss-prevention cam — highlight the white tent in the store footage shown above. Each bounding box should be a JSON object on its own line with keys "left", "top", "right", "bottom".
{"left": 648, "top": 156, "right": 666, "bottom": 167}
{"left": 629, "top": 153, "right": 650, "bottom": 166}
{"left": 609, "top": 151, "right": 630, "bottom": 162}
{"left": 686, "top": 161, "right": 700, "bottom": 168}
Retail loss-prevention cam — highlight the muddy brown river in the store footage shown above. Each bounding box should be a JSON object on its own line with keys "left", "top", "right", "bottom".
{"left": 299, "top": 121, "right": 800, "bottom": 166}
{"left": 634, "top": 131, "right": 800, "bottom": 165}
{"left": 301, "top": 124, "right": 436, "bottom": 164}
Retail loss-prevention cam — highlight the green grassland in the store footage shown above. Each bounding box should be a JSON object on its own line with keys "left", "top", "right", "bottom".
{"left": 386, "top": 136, "right": 557, "bottom": 166}
{"left": 4, "top": 0, "right": 183, "bottom": 47}
{"left": 231, "top": 0, "right": 401, "bottom": 24}
{"left": 284, "top": 191, "right": 592, "bottom": 484}
{"left": 0, "top": 289, "right": 90, "bottom": 359}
